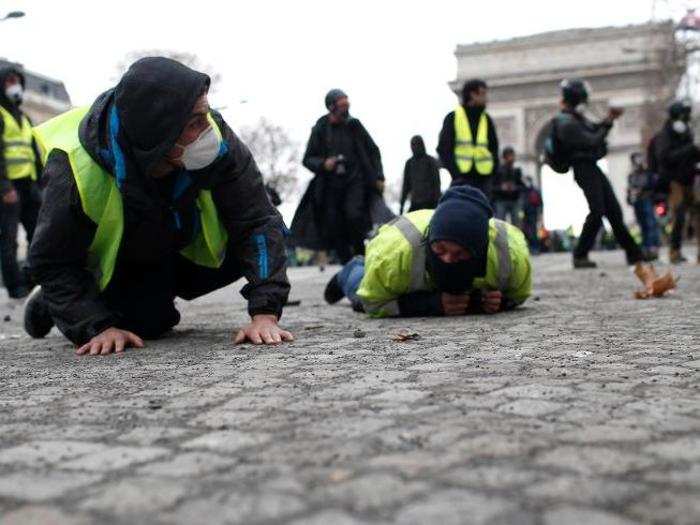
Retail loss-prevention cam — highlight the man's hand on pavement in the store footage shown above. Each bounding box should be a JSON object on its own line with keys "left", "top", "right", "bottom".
{"left": 234, "top": 314, "right": 294, "bottom": 345}
{"left": 482, "top": 290, "right": 503, "bottom": 314}
{"left": 441, "top": 293, "right": 470, "bottom": 316}
{"left": 76, "top": 327, "right": 144, "bottom": 356}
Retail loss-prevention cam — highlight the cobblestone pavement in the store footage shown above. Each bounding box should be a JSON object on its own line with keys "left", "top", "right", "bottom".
{"left": 0, "top": 250, "right": 699, "bottom": 524}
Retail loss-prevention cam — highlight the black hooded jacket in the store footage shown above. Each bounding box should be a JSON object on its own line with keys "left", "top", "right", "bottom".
{"left": 28, "top": 58, "right": 289, "bottom": 344}
{"left": 400, "top": 136, "right": 441, "bottom": 211}
{"left": 0, "top": 66, "right": 42, "bottom": 194}
{"left": 437, "top": 106, "right": 499, "bottom": 180}
{"left": 555, "top": 109, "right": 611, "bottom": 165}
{"left": 652, "top": 120, "right": 700, "bottom": 186}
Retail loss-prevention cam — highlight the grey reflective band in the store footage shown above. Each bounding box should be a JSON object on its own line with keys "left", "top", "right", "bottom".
{"left": 494, "top": 220, "right": 511, "bottom": 291}
{"left": 4, "top": 158, "right": 32, "bottom": 165}
{"left": 4, "top": 140, "right": 32, "bottom": 147}
{"left": 393, "top": 216, "right": 428, "bottom": 290}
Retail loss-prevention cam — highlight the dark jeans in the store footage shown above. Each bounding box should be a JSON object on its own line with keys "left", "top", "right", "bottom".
{"left": 633, "top": 198, "right": 660, "bottom": 250}
{"left": 0, "top": 178, "right": 41, "bottom": 297}
{"left": 100, "top": 252, "right": 243, "bottom": 339}
{"left": 522, "top": 211, "right": 539, "bottom": 253}
{"left": 573, "top": 163, "right": 643, "bottom": 263}
{"left": 320, "top": 172, "right": 367, "bottom": 264}
{"left": 336, "top": 256, "right": 365, "bottom": 309}
{"left": 494, "top": 198, "right": 522, "bottom": 229}
{"left": 450, "top": 174, "right": 492, "bottom": 201}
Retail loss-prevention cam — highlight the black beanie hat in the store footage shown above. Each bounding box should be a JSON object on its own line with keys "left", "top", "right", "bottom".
{"left": 325, "top": 88, "right": 347, "bottom": 110}
{"left": 429, "top": 185, "right": 493, "bottom": 267}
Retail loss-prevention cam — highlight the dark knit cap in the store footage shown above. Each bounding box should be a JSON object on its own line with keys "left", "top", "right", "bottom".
{"left": 428, "top": 186, "right": 493, "bottom": 269}
{"left": 325, "top": 88, "right": 347, "bottom": 109}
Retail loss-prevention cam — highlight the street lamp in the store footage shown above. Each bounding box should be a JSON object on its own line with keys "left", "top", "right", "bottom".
{"left": 0, "top": 11, "right": 24, "bottom": 21}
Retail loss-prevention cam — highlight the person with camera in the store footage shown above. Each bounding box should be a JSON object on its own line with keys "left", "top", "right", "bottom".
{"left": 492, "top": 146, "right": 525, "bottom": 228}
{"left": 291, "top": 89, "right": 384, "bottom": 264}
{"left": 556, "top": 79, "right": 645, "bottom": 271}
{"left": 651, "top": 101, "right": 700, "bottom": 264}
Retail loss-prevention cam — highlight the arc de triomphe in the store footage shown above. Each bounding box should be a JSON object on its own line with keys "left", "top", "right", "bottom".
{"left": 449, "top": 22, "right": 680, "bottom": 224}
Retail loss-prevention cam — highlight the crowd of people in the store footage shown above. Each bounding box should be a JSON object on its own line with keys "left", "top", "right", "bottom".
{"left": 0, "top": 56, "right": 690, "bottom": 353}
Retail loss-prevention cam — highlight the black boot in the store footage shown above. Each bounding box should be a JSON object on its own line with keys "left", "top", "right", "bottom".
{"left": 324, "top": 273, "right": 345, "bottom": 304}
{"left": 23, "top": 286, "right": 54, "bottom": 338}
{"left": 573, "top": 257, "right": 597, "bottom": 269}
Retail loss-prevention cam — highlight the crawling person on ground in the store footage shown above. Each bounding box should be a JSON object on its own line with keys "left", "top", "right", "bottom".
{"left": 24, "top": 57, "right": 293, "bottom": 355}
{"left": 324, "top": 186, "right": 531, "bottom": 317}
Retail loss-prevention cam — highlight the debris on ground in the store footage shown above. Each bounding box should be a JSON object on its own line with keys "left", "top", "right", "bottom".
{"left": 634, "top": 265, "right": 678, "bottom": 299}
{"left": 392, "top": 332, "right": 420, "bottom": 342}
{"left": 353, "top": 329, "right": 366, "bottom": 338}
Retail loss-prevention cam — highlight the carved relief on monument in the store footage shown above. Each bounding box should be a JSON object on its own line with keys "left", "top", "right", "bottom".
{"left": 492, "top": 116, "right": 517, "bottom": 149}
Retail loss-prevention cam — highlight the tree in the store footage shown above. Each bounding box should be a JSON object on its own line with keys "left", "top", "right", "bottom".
{"left": 238, "top": 117, "right": 300, "bottom": 200}
{"left": 114, "top": 49, "right": 222, "bottom": 91}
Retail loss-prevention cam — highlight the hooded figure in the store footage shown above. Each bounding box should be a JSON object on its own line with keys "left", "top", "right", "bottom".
{"left": 0, "top": 65, "right": 43, "bottom": 299}
{"left": 324, "top": 185, "right": 532, "bottom": 317}
{"left": 26, "top": 57, "right": 292, "bottom": 353}
{"left": 290, "top": 89, "right": 385, "bottom": 263}
{"left": 400, "top": 135, "right": 441, "bottom": 214}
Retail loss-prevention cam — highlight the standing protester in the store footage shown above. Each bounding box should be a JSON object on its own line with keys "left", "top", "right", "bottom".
{"left": 554, "top": 79, "right": 646, "bottom": 271}
{"left": 323, "top": 186, "right": 531, "bottom": 317}
{"left": 652, "top": 101, "right": 700, "bottom": 264}
{"left": 627, "top": 152, "right": 660, "bottom": 261}
{"left": 522, "top": 176, "right": 543, "bottom": 254}
{"left": 25, "top": 58, "right": 292, "bottom": 355}
{"left": 492, "top": 146, "right": 525, "bottom": 227}
{"left": 0, "top": 66, "right": 42, "bottom": 299}
{"left": 400, "top": 135, "right": 441, "bottom": 214}
{"left": 291, "top": 89, "right": 384, "bottom": 264}
{"left": 437, "top": 79, "right": 499, "bottom": 199}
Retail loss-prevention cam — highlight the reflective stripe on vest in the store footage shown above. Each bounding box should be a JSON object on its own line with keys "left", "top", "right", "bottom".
{"left": 35, "top": 106, "right": 229, "bottom": 291}
{"left": 454, "top": 106, "right": 494, "bottom": 176}
{"left": 0, "top": 106, "right": 36, "bottom": 181}
{"left": 494, "top": 220, "right": 511, "bottom": 291}
{"left": 392, "top": 215, "right": 428, "bottom": 291}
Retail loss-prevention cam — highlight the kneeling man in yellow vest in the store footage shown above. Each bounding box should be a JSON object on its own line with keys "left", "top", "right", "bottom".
{"left": 24, "top": 57, "right": 293, "bottom": 355}
{"left": 324, "top": 186, "right": 531, "bottom": 316}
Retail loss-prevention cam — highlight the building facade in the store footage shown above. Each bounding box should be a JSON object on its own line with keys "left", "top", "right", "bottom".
{"left": 0, "top": 59, "right": 71, "bottom": 123}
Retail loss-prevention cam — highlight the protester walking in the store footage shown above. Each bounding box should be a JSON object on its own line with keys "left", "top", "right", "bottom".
{"left": 400, "top": 135, "right": 441, "bottom": 214}
{"left": 522, "top": 176, "right": 543, "bottom": 254}
{"left": 291, "top": 89, "right": 385, "bottom": 264}
{"left": 437, "top": 79, "right": 499, "bottom": 199}
{"left": 652, "top": 101, "right": 700, "bottom": 264}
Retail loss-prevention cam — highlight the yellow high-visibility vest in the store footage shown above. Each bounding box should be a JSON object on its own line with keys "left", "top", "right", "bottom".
{"left": 454, "top": 106, "right": 494, "bottom": 176}
{"left": 0, "top": 106, "right": 37, "bottom": 181}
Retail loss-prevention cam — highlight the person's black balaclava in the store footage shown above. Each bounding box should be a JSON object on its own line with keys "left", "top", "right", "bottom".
{"left": 325, "top": 88, "right": 349, "bottom": 121}
{"left": 0, "top": 66, "right": 26, "bottom": 117}
{"left": 410, "top": 135, "right": 426, "bottom": 157}
{"left": 427, "top": 186, "right": 493, "bottom": 294}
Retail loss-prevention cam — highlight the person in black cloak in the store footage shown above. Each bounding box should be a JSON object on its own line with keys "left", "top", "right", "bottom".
{"left": 290, "top": 89, "right": 385, "bottom": 264}
{"left": 24, "top": 57, "right": 293, "bottom": 355}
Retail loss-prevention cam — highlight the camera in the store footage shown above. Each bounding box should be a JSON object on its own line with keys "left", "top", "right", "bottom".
{"left": 335, "top": 154, "right": 347, "bottom": 175}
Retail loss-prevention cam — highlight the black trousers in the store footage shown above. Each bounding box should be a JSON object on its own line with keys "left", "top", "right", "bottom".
{"left": 0, "top": 178, "right": 41, "bottom": 297}
{"left": 573, "top": 162, "right": 643, "bottom": 263}
{"left": 100, "top": 252, "right": 243, "bottom": 339}
{"left": 450, "top": 174, "right": 492, "bottom": 201}
{"left": 320, "top": 172, "right": 367, "bottom": 264}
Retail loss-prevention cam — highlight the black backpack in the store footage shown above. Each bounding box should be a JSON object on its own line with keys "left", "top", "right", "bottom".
{"left": 543, "top": 116, "right": 570, "bottom": 174}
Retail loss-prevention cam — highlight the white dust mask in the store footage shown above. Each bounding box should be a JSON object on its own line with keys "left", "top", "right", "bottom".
{"left": 5, "top": 84, "right": 23, "bottom": 103}
{"left": 179, "top": 125, "right": 221, "bottom": 170}
{"left": 672, "top": 120, "right": 688, "bottom": 134}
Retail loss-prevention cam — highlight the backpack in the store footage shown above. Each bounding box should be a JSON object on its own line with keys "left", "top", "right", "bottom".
{"left": 542, "top": 116, "right": 570, "bottom": 174}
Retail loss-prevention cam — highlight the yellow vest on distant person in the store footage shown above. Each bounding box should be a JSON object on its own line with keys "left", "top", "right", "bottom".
{"left": 454, "top": 106, "right": 494, "bottom": 176}
{"left": 0, "top": 105, "right": 37, "bottom": 181}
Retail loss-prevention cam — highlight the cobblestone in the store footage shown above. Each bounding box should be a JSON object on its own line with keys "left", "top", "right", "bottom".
{"left": 0, "top": 250, "right": 699, "bottom": 523}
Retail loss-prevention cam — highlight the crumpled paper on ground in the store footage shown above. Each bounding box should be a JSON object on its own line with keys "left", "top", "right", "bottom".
{"left": 634, "top": 266, "right": 678, "bottom": 299}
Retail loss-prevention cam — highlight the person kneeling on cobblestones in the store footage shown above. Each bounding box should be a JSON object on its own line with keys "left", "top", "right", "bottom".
{"left": 324, "top": 186, "right": 531, "bottom": 317}
{"left": 23, "top": 57, "right": 293, "bottom": 354}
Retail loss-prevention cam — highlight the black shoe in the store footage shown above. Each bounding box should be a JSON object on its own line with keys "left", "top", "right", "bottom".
{"left": 324, "top": 273, "right": 345, "bottom": 304}
{"left": 573, "top": 257, "right": 597, "bottom": 269}
{"left": 643, "top": 249, "right": 659, "bottom": 262}
{"left": 23, "top": 286, "right": 54, "bottom": 338}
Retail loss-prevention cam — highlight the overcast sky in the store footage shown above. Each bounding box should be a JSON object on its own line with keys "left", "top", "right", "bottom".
{"left": 0, "top": 0, "right": 691, "bottom": 228}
